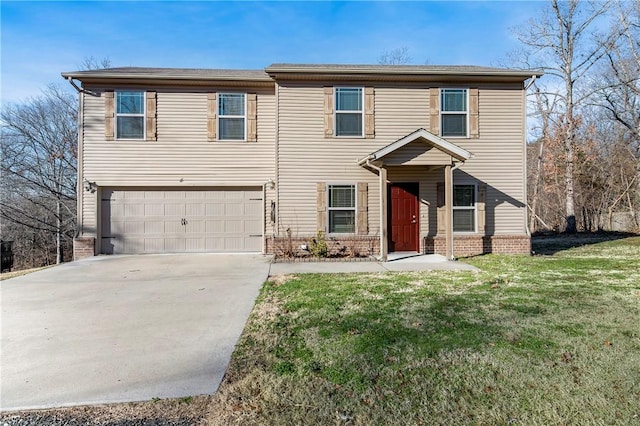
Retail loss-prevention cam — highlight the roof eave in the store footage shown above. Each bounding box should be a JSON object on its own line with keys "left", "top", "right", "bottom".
{"left": 60, "top": 72, "right": 272, "bottom": 83}
{"left": 265, "top": 65, "right": 543, "bottom": 79}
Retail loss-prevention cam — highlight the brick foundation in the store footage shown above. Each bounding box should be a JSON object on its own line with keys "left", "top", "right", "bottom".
{"left": 423, "top": 235, "right": 531, "bottom": 257}
{"left": 73, "top": 237, "right": 95, "bottom": 260}
{"left": 267, "top": 235, "right": 379, "bottom": 258}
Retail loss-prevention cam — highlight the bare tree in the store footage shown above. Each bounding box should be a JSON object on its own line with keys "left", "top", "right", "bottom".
{"left": 1, "top": 85, "right": 78, "bottom": 265}
{"left": 516, "top": 0, "right": 617, "bottom": 233}
{"left": 378, "top": 47, "right": 412, "bottom": 65}
{"left": 79, "top": 56, "right": 112, "bottom": 71}
{"left": 1, "top": 57, "right": 111, "bottom": 269}
{"left": 597, "top": 2, "right": 639, "bottom": 139}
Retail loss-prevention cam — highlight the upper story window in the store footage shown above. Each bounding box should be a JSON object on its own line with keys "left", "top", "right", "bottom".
{"left": 335, "top": 87, "right": 363, "bottom": 137}
{"left": 441, "top": 89, "right": 468, "bottom": 137}
{"left": 218, "top": 93, "right": 246, "bottom": 140}
{"left": 453, "top": 184, "right": 476, "bottom": 232}
{"left": 116, "top": 91, "right": 145, "bottom": 139}
{"left": 328, "top": 184, "right": 356, "bottom": 233}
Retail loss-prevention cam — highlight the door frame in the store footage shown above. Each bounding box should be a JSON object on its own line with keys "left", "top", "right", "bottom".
{"left": 387, "top": 182, "right": 420, "bottom": 252}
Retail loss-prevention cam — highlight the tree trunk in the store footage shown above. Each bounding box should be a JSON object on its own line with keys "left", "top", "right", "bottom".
{"left": 56, "top": 199, "right": 62, "bottom": 264}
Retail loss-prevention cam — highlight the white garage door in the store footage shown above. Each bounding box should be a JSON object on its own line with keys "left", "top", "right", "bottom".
{"left": 101, "top": 187, "right": 263, "bottom": 254}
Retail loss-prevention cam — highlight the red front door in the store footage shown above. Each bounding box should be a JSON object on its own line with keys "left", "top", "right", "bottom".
{"left": 389, "top": 182, "right": 419, "bottom": 252}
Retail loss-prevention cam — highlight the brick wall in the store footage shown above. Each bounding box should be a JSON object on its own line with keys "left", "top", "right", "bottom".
{"left": 423, "top": 235, "right": 531, "bottom": 257}
{"left": 73, "top": 237, "right": 95, "bottom": 260}
{"left": 267, "top": 235, "right": 379, "bottom": 258}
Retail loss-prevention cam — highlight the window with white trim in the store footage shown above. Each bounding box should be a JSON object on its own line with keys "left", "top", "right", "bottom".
{"left": 218, "top": 93, "right": 246, "bottom": 140}
{"left": 328, "top": 184, "right": 356, "bottom": 233}
{"left": 441, "top": 89, "right": 468, "bottom": 137}
{"left": 453, "top": 184, "right": 476, "bottom": 232}
{"left": 335, "top": 87, "right": 363, "bottom": 137}
{"left": 116, "top": 91, "right": 145, "bottom": 139}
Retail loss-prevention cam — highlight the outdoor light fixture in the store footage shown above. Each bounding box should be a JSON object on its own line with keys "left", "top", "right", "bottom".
{"left": 83, "top": 179, "right": 97, "bottom": 193}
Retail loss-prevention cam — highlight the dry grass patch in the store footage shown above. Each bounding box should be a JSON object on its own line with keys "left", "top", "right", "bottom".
{"left": 1, "top": 265, "right": 52, "bottom": 280}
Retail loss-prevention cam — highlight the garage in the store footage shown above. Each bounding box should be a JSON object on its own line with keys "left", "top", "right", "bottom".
{"left": 100, "top": 187, "right": 263, "bottom": 254}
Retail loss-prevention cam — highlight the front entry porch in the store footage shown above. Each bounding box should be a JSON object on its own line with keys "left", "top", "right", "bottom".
{"left": 358, "top": 128, "right": 472, "bottom": 261}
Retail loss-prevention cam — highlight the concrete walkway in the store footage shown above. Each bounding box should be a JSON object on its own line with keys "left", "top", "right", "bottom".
{"left": 269, "top": 254, "right": 478, "bottom": 275}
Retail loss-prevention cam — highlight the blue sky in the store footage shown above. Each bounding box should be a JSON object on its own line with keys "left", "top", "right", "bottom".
{"left": 1, "top": 1, "right": 545, "bottom": 104}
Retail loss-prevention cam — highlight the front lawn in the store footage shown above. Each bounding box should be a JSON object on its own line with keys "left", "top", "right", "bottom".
{"left": 207, "top": 236, "right": 640, "bottom": 425}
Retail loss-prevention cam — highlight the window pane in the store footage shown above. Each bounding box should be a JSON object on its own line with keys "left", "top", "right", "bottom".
{"left": 116, "top": 116, "right": 144, "bottom": 139}
{"left": 454, "top": 185, "right": 475, "bottom": 206}
{"left": 329, "top": 185, "right": 355, "bottom": 208}
{"left": 441, "top": 114, "right": 467, "bottom": 137}
{"left": 329, "top": 210, "right": 355, "bottom": 233}
{"left": 336, "top": 88, "right": 362, "bottom": 111}
{"left": 453, "top": 210, "right": 475, "bottom": 232}
{"left": 219, "top": 94, "right": 245, "bottom": 116}
{"left": 441, "top": 89, "right": 466, "bottom": 112}
{"left": 336, "top": 113, "right": 362, "bottom": 136}
{"left": 116, "top": 92, "right": 144, "bottom": 114}
{"left": 219, "top": 117, "right": 245, "bottom": 140}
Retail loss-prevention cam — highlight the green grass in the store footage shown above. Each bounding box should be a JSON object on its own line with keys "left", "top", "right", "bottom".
{"left": 209, "top": 236, "right": 640, "bottom": 425}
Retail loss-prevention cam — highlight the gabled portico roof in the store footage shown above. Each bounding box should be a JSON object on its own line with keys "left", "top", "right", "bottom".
{"left": 357, "top": 128, "right": 472, "bottom": 166}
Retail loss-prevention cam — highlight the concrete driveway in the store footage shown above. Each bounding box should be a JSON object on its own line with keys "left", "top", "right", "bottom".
{"left": 0, "top": 254, "right": 271, "bottom": 411}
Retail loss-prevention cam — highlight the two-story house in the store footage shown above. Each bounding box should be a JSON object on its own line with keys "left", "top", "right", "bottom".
{"left": 62, "top": 64, "right": 542, "bottom": 261}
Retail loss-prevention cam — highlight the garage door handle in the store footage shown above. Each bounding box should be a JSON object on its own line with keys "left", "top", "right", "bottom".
{"left": 181, "top": 218, "right": 187, "bottom": 226}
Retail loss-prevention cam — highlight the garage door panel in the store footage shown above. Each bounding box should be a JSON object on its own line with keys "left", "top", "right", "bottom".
{"left": 124, "top": 221, "right": 144, "bottom": 234}
{"left": 244, "top": 202, "right": 262, "bottom": 216}
{"left": 145, "top": 221, "right": 163, "bottom": 234}
{"left": 163, "top": 203, "right": 185, "bottom": 216}
{"left": 245, "top": 219, "right": 262, "bottom": 234}
{"left": 187, "top": 220, "right": 204, "bottom": 233}
{"left": 206, "top": 220, "right": 224, "bottom": 233}
{"left": 102, "top": 187, "right": 263, "bottom": 254}
{"left": 206, "top": 203, "right": 225, "bottom": 216}
{"left": 144, "top": 238, "right": 164, "bottom": 253}
{"left": 186, "top": 203, "right": 205, "bottom": 216}
{"left": 225, "top": 203, "right": 242, "bottom": 217}
{"left": 225, "top": 220, "right": 243, "bottom": 233}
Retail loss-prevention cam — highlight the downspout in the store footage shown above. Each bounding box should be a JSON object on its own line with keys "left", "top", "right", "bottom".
{"left": 523, "top": 75, "right": 537, "bottom": 237}
{"left": 449, "top": 161, "right": 465, "bottom": 261}
{"left": 362, "top": 157, "right": 386, "bottom": 261}
{"left": 262, "top": 182, "right": 267, "bottom": 255}
{"left": 524, "top": 75, "right": 537, "bottom": 91}
{"left": 274, "top": 82, "right": 280, "bottom": 239}
{"left": 65, "top": 77, "right": 98, "bottom": 97}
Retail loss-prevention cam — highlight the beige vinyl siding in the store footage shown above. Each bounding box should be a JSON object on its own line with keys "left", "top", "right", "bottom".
{"left": 276, "top": 81, "right": 526, "bottom": 239}
{"left": 382, "top": 140, "right": 452, "bottom": 166}
{"left": 451, "top": 85, "right": 525, "bottom": 234}
{"left": 374, "top": 84, "right": 430, "bottom": 140}
{"left": 277, "top": 83, "right": 380, "bottom": 236}
{"left": 80, "top": 87, "right": 276, "bottom": 240}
